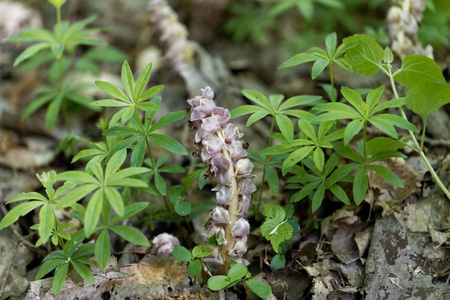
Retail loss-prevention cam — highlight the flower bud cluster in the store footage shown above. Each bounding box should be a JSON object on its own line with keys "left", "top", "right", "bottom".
{"left": 188, "top": 87, "right": 254, "bottom": 266}
{"left": 147, "top": 0, "right": 195, "bottom": 70}
{"left": 387, "top": 0, "right": 433, "bottom": 60}
{"left": 151, "top": 233, "right": 181, "bottom": 256}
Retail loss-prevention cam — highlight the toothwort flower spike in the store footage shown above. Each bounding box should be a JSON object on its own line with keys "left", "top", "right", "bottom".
{"left": 187, "top": 87, "right": 253, "bottom": 272}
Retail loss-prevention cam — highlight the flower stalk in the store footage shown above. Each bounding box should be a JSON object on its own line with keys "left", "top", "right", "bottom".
{"left": 187, "top": 87, "right": 254, "bottom": 272}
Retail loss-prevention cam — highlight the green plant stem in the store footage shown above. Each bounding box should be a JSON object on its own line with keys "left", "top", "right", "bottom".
{"left": 329, "top": 63, "right": 336, "bottom": 101}
{"left": 420, "top": 118, "right": 427, "bottom": 151}
{"left": 363, "top": 120, "right": 367, "bottom": 159}
{"left": 255, "top": 116, "right": 275, "bottom": 217}
{"left": 384, "top": 66, "right": 450, "bottom": 199}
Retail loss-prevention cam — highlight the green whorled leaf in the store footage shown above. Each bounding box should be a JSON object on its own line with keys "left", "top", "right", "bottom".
{"left": 330, "top": 184, "right": 350, "bottom": 205}
{"left": 334, "top": 58, "right": 353, "bottom": 72}
{"left": 241, "top": 89, "right": 272, "bottom": 111}
{"left": 135, "top": 63, "right": 153, "bottom": 97}
{"left": 56, "top": 184, "right": 98, "bottom": 209}
{"left": 136, "top": 102, "right": 159, "bottom": 112}
{"left": 192, "top": 245, "right": 214, "bottom": 258}
{"left": 172, "top": 246, "right": 192, "bottom": 262}
{"left": 45, "top": 93, "right": 63, "bottom": 129}
{"left": 270, "top": 253, "right": 286, "bottom": 270}
{"left": 343, "top": 34, "right": 384, "bottom": 76}
{"left": 314, "top": 102, "right": 361, "bottom": 119}
{"left": 35, "top": 259, "right": 64, "bottom": 280}
{"left": 56, "top": 171, "right": 98, "bottom": 184}
{"left": 91, "top": 99, "right": 128, "bottom": 107}
{"left": 260, "top": 144, "right": 296, "bottom": 156}
{"left": 370, "top": 98, "right": 406, "bottom": 115}
{"left": 265, "top": 166, "right": 279, "bottom": 194}
{"left": 102, "top": 126, "right": 141, "bottom": 137}
{"left": 372, "top": 114, "right": 418, "bottom": 132}
{"left": 95, "top": 81, "right": 129, "bottom": 103}
{"left": 311, "top": 59, "right": 329, "bottom": 79}
{"left": 148, "top": 134, "right": 187, "bottom": 155}
{"left": 269, "top": 94, "right": 284, "bottom": 109}
{"left": 312, "top": 183, "right": 325, "bottom": 212}
{"left": 159, "top": 165, "right": 185, "bottom": 173}
{"left": 245, "top": 279, "right": 272, "bottom": 299}
{"left": 174, "top": 202, "right": 191, "bottom": 216}
{"left": 230, "top": 105, "right": 267, "bottom": 118}
{"left": 84, "top": 190, "right": 103, "bottom": 237}
{"left": 5, "top": 28, "right": 55, "bottom": 43}
{"left": 150, "top": 110, "right": 188, "bottom": 132}
{"left": 121, "top": 61, "right": 135, "bottom": 100}
{"left": 120, "top": 106, "right": 135, "bottom": 124}
{"left": 279, "top": 53, "right": 319, "bottom": 69}
{"left": 313, "top": 147, "right": 325, "bottom": 171}
{"left": 105, "top": 149, "right": 127, "bottom": 180}
{"left": 13, "top": 42, "right": 51, "bottom": 67}
{"left": 290, "top": 181, "right": 320, "bottom": 203}
{"left": 366, "top": 137, "right": 405, "bottom": 156}
{"left": 110, "top": 225, "right": 150, "bottom": 246}
{"left": 246, "top": 111, "right": 271, "bottom": 127}
{"left": 353, "top": 167, "right": 368, "bottom": 205}
{"left": 95, "top": 229, "right": 110, "bottom": 270}
{"left": 368, "top": 164, "right": 404, "bottom": 187}
{"left": 187, "top": 259, "right": 202, "bottom": 277}
{"left": 278, "top": 95, "right": 322, "bottom": 111}
{"left": 52, "top": 263, "right": 69, "bottom": 295}
{"left": 283, "top": 109, "right": 316, "bottom": 121}
{"left": 110, "top": 202, "right": 148, "bottom": 224}
{"left": 307, "top": 47, "right": 328, "bottom": 59}
{"left": 154, "top": 172, "right": 167, "bottom": 195}
{"left": 39, "top": 203, "right": 55, "bottom": 243}
{"left": 71, "top": 261, "right": 94, "bottom": 284}
{"left": 366, "top": 86, "right": 385, "bottom": 115}
{"left": 333, "top": 142, "right": 362, "bottom": 162}
{"left": 7, "top": 192, "right": 47, "bottom": 204}
{"left": 275, "top": 114, "right": 294, "bottom": 143}
{"left": 130, "top": 138, "right": 146, "bottom": 167}
{"left": 260, "top": 219, "right": 293, "bottom": 253}
{"left": 50, "top": 43, "right": 64, "bottom": 59}
{"left": 42, "top": 250, "right": 66, "bottom": 262}
{"left": 341, "top": 86, "right": 366, "bottom": 116}
{"left": 207, "top": 275, "right": 230, "bottom": 291}
{"left": 297, "top": 119, "right": 317, "bottom": 142}
{"left": 282, "top": 146, "right": 315, "bottom": 175}
{"left": 138, "top": 85, "right": 164, "bottom": 102}
{"left": 369, "top": 115, "right": 398, "bottom": 138}
{"left": 104, "top": 187, "right": 124, "bottom": 216}
{"left": 326, "top": 163, "right": 360, "bottom": 187}
{"left": 87, "top": 160, "right": 104, "bottom": 182}
{"left": 344, "top": 119, "right": 363, "bottom": 145}
{"left": 107, "top": 178, "right": 147, "bottom": 188}
{"left": 227, "top": 263, "right": 248, "bottom": 282}
{"left": 0, "top": 201, "right": 43, "bottom": 229}
{"left": 22, "top": 93, "right": 56, "bottom": 120}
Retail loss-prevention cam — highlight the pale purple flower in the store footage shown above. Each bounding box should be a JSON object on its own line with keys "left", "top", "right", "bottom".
{"left": 215, "top": 186, "right": 233, "bottom": 205}
{"left": 232, "top": 219, "right": 250, "bottom": 237}
{"left": 211, "top": 207, "right": 230, "bottom": 224}
{"left": 151, "top": 233, "right": 180, "bottom": 256}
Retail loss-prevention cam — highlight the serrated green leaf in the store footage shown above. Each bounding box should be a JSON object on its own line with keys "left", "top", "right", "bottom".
{"left": 343, "top": 34, "right": 384, "bottom": 76}
{"left": 261, "top": 219, "right": 293, "bottom": 253}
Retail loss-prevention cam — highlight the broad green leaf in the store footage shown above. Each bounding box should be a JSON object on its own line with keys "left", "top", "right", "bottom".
{"left": 174, "top": 202, "right": 191, "bottom": 216}
{"left": 246, "top": 279, "right": 272, "bottom": 299}
{"left": 95, "top": 230, "right": 110, "bottom": 270}
{"left": 279, "top": 53, "right": 319, "bottom": 69}
{"left": 330, "top": 184, "right": 350, "bottom": 205}
{"left": 312, "top": 183, "right": 325, "bottom": 212}
{"left": 261, "top": 219, "right": 293, "bottom": 253}
{"left": 368, "top": 165, "right": 404, "bottom": 187}
{"left": 52, "top": 263, "right": 69, "bottom": 295}
{"left": 110, "top": 225, "right": 150, "bottom": 246}
{"left": 95, "top": 81, "right": 129, "bottom": 102}
{"left": 148, "top": 134, "right": 187, "bottom": 155}
{"left": 207, "top": 275, "right": 230, "bottom": 291}
{"left": 172, "top": 246, "right": 192, "bottom": 262}
{"left": 0, "top": 201, "right": 43, "bottom": 229}
{"left": 344, "top": 119, "right": 363, "bottom": 145}
{"left": 227, "top": 263, "right": 248, "bottom": 282}
{"left": 14, "top": 43, "right": 51, "bottom": 66}
{"left": 187, "top": 259, "right": 202, "bottom": 277}
{"left": 192, "top": 245, "right": 214, "bottom": 258}
{"left": 311, "top": 59, "right": 329, "bottom": 79}
{"left": 242, "top": 89, "right": 272, "bottom": 111}
{"left": 367, "top": 137, "right": 405, "bottom": 156}
{"left": 275, "top": 114, "right": 294, "bottom": 143}
{"left": 262, "top": 204, "right": 286, "bottom": 221}
{"left": 270, "top": 253, "right": 286, "bottom": 270}
{"left": 343, "top": 34, "right": 384, "bottom": 76}
{"left": 353, "top": 167, "right": 368, "bottom": 205}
